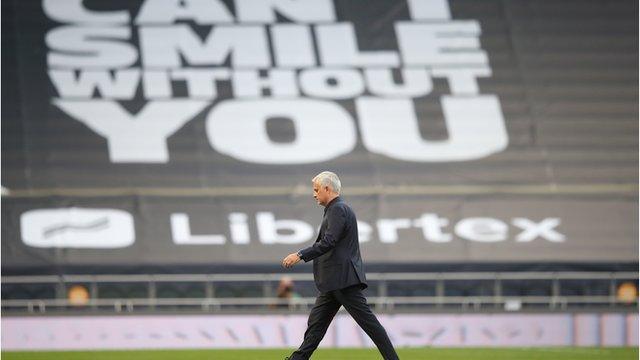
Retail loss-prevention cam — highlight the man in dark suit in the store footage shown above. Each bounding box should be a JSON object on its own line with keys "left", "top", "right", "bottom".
{"left": 282, "top": 171, "right": 399, "bottom": 360}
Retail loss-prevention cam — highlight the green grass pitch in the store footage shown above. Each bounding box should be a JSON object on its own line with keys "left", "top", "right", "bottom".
{"left": 2, "top": 347, "right": 637, "bottom": 360}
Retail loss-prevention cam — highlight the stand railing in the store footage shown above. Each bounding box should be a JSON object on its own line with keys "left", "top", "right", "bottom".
{"left": 2, "top": 271, "right": 637, "bottom": 314}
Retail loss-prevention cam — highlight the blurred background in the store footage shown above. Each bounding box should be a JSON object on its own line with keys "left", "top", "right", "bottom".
{"left": 1, "top": 0, "right": 638, "bottom": 353}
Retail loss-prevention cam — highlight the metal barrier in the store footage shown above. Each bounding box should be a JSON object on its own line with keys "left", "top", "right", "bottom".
{"left": 2, "top": 271, "right": 637, "bottom": 314}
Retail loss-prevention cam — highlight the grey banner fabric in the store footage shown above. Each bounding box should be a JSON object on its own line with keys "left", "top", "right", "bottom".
{"left": 1, "top": 0, "right": 637, "bottom": 267}
{"left": 2, "top": 195, "right": 637, "bottom": 266}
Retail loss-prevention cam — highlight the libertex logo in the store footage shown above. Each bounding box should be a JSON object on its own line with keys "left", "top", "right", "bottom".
{"left": 43, "top": 0, "right": 507, "bottom": 164}
{"left": 19, "top": 208, "right": 563, "bottom": 248}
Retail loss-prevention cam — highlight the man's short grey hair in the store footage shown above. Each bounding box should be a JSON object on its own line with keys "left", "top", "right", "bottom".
{"left": 312, "top": 171, "right": 341, "bottom": 194}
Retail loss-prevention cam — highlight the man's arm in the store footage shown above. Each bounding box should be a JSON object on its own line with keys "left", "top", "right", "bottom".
{"left": 298, "top": 205, "right": 346, "bottom": 262}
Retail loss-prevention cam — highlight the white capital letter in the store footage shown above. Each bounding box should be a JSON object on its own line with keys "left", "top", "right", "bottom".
{"left": 432, "top": 67, "right": 491, "bottom": 95}
{"left": 46, "top": 27, "right": 137, "bottom": 68}
{"left": 406, "top": 0, "right": 450, "bottom": 20}
{"left": 140, "top": 25, "right": 269, "bottom": 68}
{"left": 43, "top": 0, "right": 130, "bottom": 24}
{"left": 299, "top": 68, "right": 364, "bottom": 99}
{"left": 396, "top": 22, "right": 487, "bottom": 66}
{"left": 136, "top": 0, "right": 233, "bottom": 24}
{"left": 49, "top": 70, "right": 140, "bottom": 99}
{"left": 236, "top": 0, "right": 335, "bottom": 23}
{"left": 53, "top": 100, "right": 208, "bottom": 163}
{"left": 232, "top": 70, "right": 299, "bottom": 98}
{"left": 270, "top": 25, "right": 316, "bottom": 67}
{"left": 356, "top": 96, "right": 508, "bottom": 162}
{"left": 207, "top": 99, "right": 356, "bottom": 164}
{"left": 172, "top": 68, "right": 231, "bottom": 99}
{"left": 171, "top": 213, "right": 226, "bottom": 244}
{"left": 364, "top": 68, "right": 433, "bottom": 98}
{"left": 317, "top": 24, "right": 399, "bottom": 67}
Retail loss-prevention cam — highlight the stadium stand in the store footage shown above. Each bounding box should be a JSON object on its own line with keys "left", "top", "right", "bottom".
{"left": 1, "top": 0, "right": 637, "bottom": 351}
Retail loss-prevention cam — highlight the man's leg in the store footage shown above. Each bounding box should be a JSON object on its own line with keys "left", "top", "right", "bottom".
{"left": 288, "top": 292, "right": 341, "bottom": 360}
{"left": 334, "top": 285, "right": 399, "bottom": 360}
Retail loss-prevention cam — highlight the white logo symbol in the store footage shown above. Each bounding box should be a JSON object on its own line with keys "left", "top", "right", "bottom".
{"left": 20, "top": 208, "right": 135, "bottom": 248}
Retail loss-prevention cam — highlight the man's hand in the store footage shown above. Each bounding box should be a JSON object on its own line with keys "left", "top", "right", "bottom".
{"left": 282, "top": 253, "right": 301, "bottom": 268}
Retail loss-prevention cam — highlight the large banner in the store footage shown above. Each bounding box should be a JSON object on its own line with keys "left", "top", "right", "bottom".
{"left": 3, "top": 313, "right": 638, "bottom": 350}
{"left": 2, "top": 196, "right": 637, "bottom": 265}
{"left": 2, "top": 0, "right": 638, "bottom": 267}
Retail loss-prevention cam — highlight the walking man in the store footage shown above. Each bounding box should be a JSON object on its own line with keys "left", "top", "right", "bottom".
{"left": 282, "top": 171, "right": 399, "bottom": 360}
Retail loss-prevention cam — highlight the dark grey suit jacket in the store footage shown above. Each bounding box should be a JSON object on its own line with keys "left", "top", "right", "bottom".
{"left": 298, "top": 197, "right": 367, "bottom": 293}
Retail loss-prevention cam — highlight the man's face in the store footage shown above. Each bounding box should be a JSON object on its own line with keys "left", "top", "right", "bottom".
{"left": 312, "top": 181, "right": 331, "bottom": 206}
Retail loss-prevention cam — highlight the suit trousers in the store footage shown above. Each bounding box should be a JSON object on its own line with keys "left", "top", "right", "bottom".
{"left": 289, "top": 285, "right": 399, "bottom": 360}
